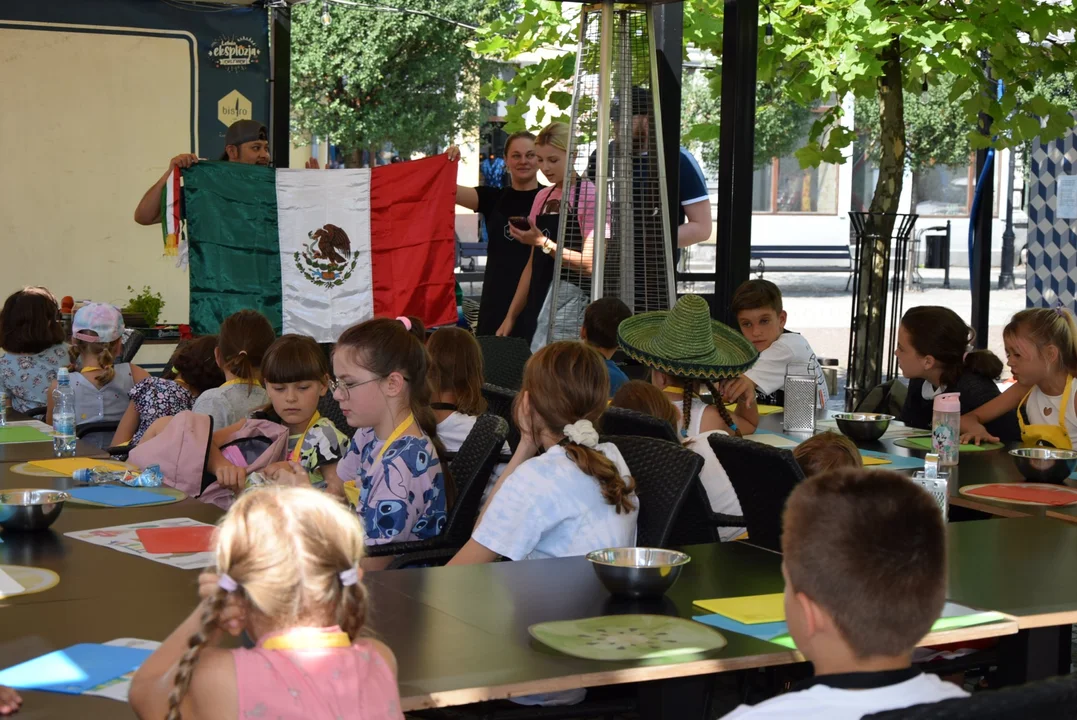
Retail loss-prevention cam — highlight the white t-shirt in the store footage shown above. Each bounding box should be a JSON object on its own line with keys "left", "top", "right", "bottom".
{"left": 721, "top": 671, "right": 968, "bottom": 720}
{"left": 684, "top": 430, "right": 744, "bottom": 541}
{"left": 744, "top": 332, "right": 828, "bottom": 404}
{"left": 472, "top": 443, "right": 638, "bottom": 561}
{"left": 1024, "top": 382, "right": 1077, "bottom": 447}
{"left": 436, "top": 411, "right": 508, "bottom": 502}
{"left": 192, "top": 382, "right": 269, "bottom": 430}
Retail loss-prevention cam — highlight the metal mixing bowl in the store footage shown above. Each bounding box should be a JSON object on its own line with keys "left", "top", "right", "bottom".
{"left": 1009, "top": 447, "right": 1077, "bottom": 485}
{"left": 0, "top": 489, "right": 71, "bottom": 531}
{"left": 833, "top": 412, "right": 894, "bottom": 442}
{"left": 587, "top": 547, "right": 691, "bottom": 599}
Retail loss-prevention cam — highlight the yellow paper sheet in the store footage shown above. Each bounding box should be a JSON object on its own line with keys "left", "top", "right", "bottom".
{"left": 28, "top": 458, "right": 129, "bottom": 475}
{"left": 726, "top": 404, "right": 783, "bottom": 416}
{"left": 859, "top": 454, "right": 892, "bottom": 466}
{"left": 693, "top": 592, "right": 786, "bottom": 624}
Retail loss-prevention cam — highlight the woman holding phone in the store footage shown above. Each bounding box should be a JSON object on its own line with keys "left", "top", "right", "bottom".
{"left": 507, "top": 122, "right": 601, "bottom": 351}
{"left": 448, "top": 133, "right": 543, "bottom": 339}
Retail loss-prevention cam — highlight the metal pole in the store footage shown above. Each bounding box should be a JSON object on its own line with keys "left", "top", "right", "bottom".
{"left": 999, "top": 147, "right": 1017, "bottom": 289}
{"left": 616, "top": 10, "right": 635, "bottom": 306}
{"left": 270, "top": 6, "right": 291, "bottom": 168}
{"left": 971, "top": 146, "right": 995, "bottom": 349}
{"left": 649, "top": 5, "right": 678, "bottom": 306}
{"left": 591, "top": 2, "right": 613, "bottom": 302}
{"left": 654, "top": 2, "right": 683, "bottom": 297}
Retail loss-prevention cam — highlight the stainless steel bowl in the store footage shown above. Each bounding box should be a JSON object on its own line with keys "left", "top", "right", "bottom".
{"left": 1009, "top": 447, "right": 1077, "bottom": 485}
{"left": 587, "top": 547, "right": 691, "bottom": 599}
{"left": 0, "top": 489, "right": 71, "bottom": 531}
{"left": 833, "top": 412, "right": 894, "bottom": 442}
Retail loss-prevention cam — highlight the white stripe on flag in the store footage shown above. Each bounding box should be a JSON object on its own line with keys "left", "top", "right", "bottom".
{"left": 277, "top": 169, "right": 374, "bottom": 342}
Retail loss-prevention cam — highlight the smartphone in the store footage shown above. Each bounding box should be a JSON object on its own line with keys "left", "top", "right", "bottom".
{"left": 508, "top": 216, "right": 532, "bottom": 231}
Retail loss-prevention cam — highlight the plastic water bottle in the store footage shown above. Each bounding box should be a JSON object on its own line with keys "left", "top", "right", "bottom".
{"left": 931, "top": 392, "right": 961, "bottom": 466}
{"left": 0, "top": 388, "right": 7, "bottom": 427}
{"left": 52, "top": 368, "right": 77, "bottom": 457}
{"left": 72, "top": 464, "right": 164, "bottom": 487}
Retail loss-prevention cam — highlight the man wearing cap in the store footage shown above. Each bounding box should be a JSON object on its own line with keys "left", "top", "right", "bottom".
{"left": 133, "top": 120, "right": 270, "bottom": 225}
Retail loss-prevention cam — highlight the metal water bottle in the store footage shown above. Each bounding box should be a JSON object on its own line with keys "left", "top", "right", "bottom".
{"left": 783, "top": 360, "right": 820, "bottom": 433}
{"left": 931, "top": 392, "right": 961, "bottom": 466}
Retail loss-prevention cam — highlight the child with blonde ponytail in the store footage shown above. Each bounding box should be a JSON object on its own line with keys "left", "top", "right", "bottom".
{"left": 451, "top": 340, "right": 638, "bottom": 565}
{"left": 129, "top": 486, "right": 402, "bottom": 720}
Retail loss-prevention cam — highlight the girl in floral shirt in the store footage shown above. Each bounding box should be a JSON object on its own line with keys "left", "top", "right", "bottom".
{"left": 0, "top": 287, "right": 68, "bottom": 413}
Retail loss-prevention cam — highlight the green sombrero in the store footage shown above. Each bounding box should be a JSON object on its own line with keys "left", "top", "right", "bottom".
{"left": 617, "top": 294, "right": 758, "bottom": 381}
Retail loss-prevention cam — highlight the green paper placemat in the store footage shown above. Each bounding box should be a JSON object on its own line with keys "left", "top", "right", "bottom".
{"left": 529, "top": 614, "right": 727, "bottom": 661}
{"left": 894, "top": 436, "right": 1003, "bottom": 452}
{"left": 0, "top": 427, "right": 54, "bottom": 444}
{"left": 767, "top": 610, "right": 1009, "bottom": 650}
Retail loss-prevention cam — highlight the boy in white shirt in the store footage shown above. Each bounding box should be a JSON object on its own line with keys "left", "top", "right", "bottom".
{"left": 721, "top": 468, "right": 968, "bottom": 719}
{"left": 723, "top": 279, "right": 827, "bottom": 408}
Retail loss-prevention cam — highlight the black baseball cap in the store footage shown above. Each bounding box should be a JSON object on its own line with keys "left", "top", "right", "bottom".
{"left": 224, "top": 119, "right": 267, "bottom": 147}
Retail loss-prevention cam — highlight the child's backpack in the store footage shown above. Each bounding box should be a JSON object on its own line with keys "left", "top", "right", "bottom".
{"left": 128, "top": 412, "right": 289, "bottom": 510}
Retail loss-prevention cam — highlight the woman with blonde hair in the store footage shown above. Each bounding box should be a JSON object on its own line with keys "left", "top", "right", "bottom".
{"left": 504, "top": 122, "right": 602, "bottom": 350}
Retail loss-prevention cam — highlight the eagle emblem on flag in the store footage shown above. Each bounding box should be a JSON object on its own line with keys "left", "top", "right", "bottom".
{"left": 294, "top": 223, "right": 361, "bottom": 288}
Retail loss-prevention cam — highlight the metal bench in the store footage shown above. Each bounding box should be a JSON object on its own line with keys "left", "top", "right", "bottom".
{"left": 750, "top": 244, "right": 854, "bottom": 290}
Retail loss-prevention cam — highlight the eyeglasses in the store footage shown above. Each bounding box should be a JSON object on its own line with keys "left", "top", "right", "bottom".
{"left": 328, "top": 376, "right": 380, "bottom": 399}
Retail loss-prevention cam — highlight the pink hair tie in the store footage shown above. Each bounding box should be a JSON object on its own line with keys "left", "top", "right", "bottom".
{"left": 397, "top": 316, "right": 412, "bottom": 331}
{"left": 218, "top": 573, "right": 239, "bottom": 593}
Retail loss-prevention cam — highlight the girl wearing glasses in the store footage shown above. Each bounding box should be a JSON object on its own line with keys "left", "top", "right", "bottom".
{"left": 274, "top": 318, "right": 453, "bottom": 549}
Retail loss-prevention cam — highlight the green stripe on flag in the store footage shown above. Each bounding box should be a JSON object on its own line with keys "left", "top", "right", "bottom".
{"left": 183, "top": 162, "right": 284, "bottom": 334}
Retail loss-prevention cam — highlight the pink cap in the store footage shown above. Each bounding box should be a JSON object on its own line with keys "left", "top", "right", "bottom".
{"left": 933, "top": 392, "right": 961, "bottom": 413}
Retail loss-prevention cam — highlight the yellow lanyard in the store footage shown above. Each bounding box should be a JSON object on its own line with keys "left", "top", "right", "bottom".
{"left": 221, "top": 377, "right": 260, "bottom": 389}
{"left": 374, "top": 413, "right": 415, "bottom": 464}
{"left": 663, "top": 386, "right": 685, "bottom": 396}
{"left": 262, "top": 629, "right": 351, "bottom": 651}
{"left": 80, "top": 366, "right": 102, "bottom": 374}
{"left": 289, "top": 412, "right": 322, "bottom": 464}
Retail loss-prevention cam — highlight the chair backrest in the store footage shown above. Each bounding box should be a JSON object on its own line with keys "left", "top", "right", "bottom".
{"left": 318, "top": 393, "right": 356, "bottom": 439}
{"left": 120, "top": 329, "right": 145, "bottom": 364}
{"left": 707, "top": 434, "right": 805, "bottom": 552}
{"left": 481, "top": 383, "right": 521, "bottom": 452}
{"left": 441, "top": 413, "right": 509, "bottom": 545}
{"left": 76, "top": 421, "right": 120, "bottom": 450}
{"left": 602, "top": 435, "right": 712, "bottom": 548}
{"left": 476, "top": 335, "right": 531, "bottom": 391}
{"left": 600, "top": 406, "right": 680, "bottom": 444}
{"left": 863, "top": 672, "right": 1077, "bottom": 720}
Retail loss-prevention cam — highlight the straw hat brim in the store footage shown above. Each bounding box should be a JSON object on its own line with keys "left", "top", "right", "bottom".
{"left": 617, "top": 311, "right": 758, "bottom": 381}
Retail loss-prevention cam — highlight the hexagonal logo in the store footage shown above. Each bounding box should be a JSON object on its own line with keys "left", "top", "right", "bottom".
{"left": 218, "top": 90, "right": 252, "bottom": 128}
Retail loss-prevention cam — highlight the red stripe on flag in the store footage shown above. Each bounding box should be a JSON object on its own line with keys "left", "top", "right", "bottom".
{"left": 369, "top": 155, "right": 458, "bottom": 328}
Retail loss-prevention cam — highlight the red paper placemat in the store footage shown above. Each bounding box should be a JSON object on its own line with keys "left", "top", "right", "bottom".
{"left": 135, "top": 526, "right": 216, "bottom": 554}
{"left": 964, "top": 484, "right": 1077, "bottom": 506}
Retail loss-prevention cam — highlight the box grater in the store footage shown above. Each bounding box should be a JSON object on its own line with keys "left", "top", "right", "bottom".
{"left": 782, "top": 360, "right": 819, "bottom": 433}
{"left": 911, "top": 471, "right": 948, "bottom": 522}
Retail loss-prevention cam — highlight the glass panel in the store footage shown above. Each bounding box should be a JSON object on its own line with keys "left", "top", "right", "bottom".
{"left": 776, "top": 156, "right": 839, "bottom": 213}
{"left": 752, "top": 163, "right": 773, "bottom": 212}
{"left": 913, "top": 164, "right": 971, "bottom": 216}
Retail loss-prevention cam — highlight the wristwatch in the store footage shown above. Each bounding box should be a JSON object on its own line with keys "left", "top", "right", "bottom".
{"left": 541, "top": 238, "right": 556, "bottom": 255}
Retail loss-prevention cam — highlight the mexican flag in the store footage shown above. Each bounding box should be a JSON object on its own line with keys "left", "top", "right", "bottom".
{"left": 175, "top": 155, "right": 457, "bottom": 341}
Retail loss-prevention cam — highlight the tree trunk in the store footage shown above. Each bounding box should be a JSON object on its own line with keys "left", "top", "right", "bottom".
{"left": 849, "top": 36, "right": 905, "bottom": 409}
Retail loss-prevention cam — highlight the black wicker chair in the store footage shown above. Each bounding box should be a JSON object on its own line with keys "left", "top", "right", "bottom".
{"left": 120, "top": 329, "right": 145, "bottom": 364}
{"left": 602, "top": 435, "right": 716, "bottom": 548}
{"left": 481, "top": 383, "right": 521, "bottom": 453}
{"left": 77, "top": 421, "right": 121, "bottom": 450}
{"left": 476, "top": 335, "right": 531, "bottom": 390}
{"left": 707, "top": 434, "right": 805, "bottom": 552}
{"left": 367, "top": 413, "right": 508, "bottom": 565}
{"left": 24, "top": 406, "right": 47, "bottom": 419}
{"left": 317, "top": 393, "right": 355, "bottom": 439}
{"left": 599, "top": 406, "right": 680, "bottom": 443}
{"left": 864, "top": 672, "right": 1077, "bottom": 719}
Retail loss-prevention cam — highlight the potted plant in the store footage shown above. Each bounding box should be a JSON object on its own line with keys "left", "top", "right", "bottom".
{"left": 122, "top": 285, "right": 165, "bottom": 328}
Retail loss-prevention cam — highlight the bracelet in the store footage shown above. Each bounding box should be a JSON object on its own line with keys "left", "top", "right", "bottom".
{"left": 541, "top": 238, "right": 556, "bottom": 255}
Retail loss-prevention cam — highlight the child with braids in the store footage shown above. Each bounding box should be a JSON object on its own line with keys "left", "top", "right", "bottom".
{"left": 616, "top": 294, "right": 760, "bottom": 439}
{"left": 451, "top": 341, "right": 638, "bottom": 565}
{"left": 46, "top": 304, "right": 150, "bottom": 440}
{"left": 271, "top": 317, "right": 451, "bottom": 547}
{"left": 129, "top": 486, "right": 402, "bottom": 720}
{"left": 192, "top": 310, "right": 275, "bottom": 430}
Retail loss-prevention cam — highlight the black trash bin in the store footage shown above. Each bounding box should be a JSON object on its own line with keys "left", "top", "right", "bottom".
{"left": 925, "top": 234, "right": 947, "bottom": 269}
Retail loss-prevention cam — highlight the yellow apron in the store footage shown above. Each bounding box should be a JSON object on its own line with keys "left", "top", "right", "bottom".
{"left": 1018, "top": 376, "right": 1074, "bottom": 449}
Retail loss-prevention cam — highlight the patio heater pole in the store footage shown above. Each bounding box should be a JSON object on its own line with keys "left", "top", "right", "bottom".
{"left": 998, "top": 147, "right": 1017, "bottom": 290}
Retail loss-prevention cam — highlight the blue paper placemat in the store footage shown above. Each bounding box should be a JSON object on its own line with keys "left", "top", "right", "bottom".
{"left": 68, "top": 486, "right": 174, "bottom": 507}
{"left": 860, "top": 449, "right": 926, "bottom": 470}
{"left": 0, "top": 644, "right": 152, "bottom": 694}
{"left": 693, "top": 614, "right": 789, "bottom": 641}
